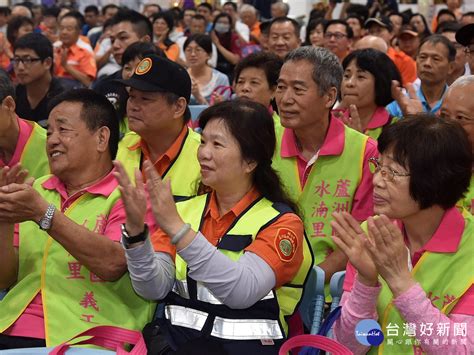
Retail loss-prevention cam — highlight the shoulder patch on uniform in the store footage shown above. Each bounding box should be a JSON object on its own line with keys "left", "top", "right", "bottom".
{"left": 275, "top": 228, "right": 298, "bottom": 262}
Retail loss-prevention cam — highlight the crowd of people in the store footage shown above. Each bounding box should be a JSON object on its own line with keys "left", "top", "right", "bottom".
{"left": 0, "top": 0, "right": 473, "bottom": 354}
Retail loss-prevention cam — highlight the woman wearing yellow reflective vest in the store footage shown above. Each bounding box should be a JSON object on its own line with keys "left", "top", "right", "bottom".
{"left": 334, "top": 48, "right": 401, "bottom": 140}
{"left": 114, "top": 100, "right": 313, "bottom": 354}
{"left": 332, "top": 115, "right": 474, "bottom": 354}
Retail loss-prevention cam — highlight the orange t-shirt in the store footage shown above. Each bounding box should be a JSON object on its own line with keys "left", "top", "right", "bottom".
{"left": 151, "top": 187, "right": 304, "bottom": 288}
{"left": 387, "top": 46, "right": 417, "bottom": 85}
{"left": 128, "top": 125, "right": 188, "bottom": 177}
{"left": 157, "top": 42, "right": 180, "bottom": 62}
{"left": 54, "top": 43, "right": 97, "bottom": 80}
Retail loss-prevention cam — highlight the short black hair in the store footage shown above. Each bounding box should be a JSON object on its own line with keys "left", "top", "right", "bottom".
{"left": 7, "top": 16, "right": 34, "bottom": 46}
{"left": 110, "top": 9, "right": 152, "bottom": 39}
{"left": 102, "top": 4, "right": 120, "bottom": 16}
{"left": 223, "top": 1, "right": 237, "bottom": 11}
{"left": 345, "top": 4, "right": 369, "bottom": 22}
{"left": 462, "top": 11, "right": 474, "bottom": 18}
{"left": 342, "top": 49, "right": 401, "bottom": 106}
{"left": 0, "top": 6, "right": 11, "bottom": 17}
{"left": 419, "top": 34, "right": 456, "bottom": 62}
{"left": 121, "top": 42, "right": 165, "bottom": 65}
{"left": 43, "top": 6, "right": 60, "bottom": 18}
{"left": 191, "top": 14, "right": 206, "bottom": 23}
{"left": 60, "top": 11, "right": 84, "bottom": 29}
{"left": 269, "top": 16, "right": 301, "bottom": 37}
{"left": 346, "top": 14, "right": 363, "bottom": 27}
{"left": 48, "top": 89, "right": 120, "bottom": 160}
{"left": 378, "top": 114, "right": 472, "bottom": 210}
{"left": 183, "top": 34, "right": 212, "bottom": 55}
{"left": 14, "top": 32, "right": 53, "bottom": 62}
{"left": 324, "top": 19, "right": 354, "bottom": 39}
{"left": 436, "top": 8, "right": 456, "bottom": 22}
{"left": 85, "top": 5, "right": 99, "bottom": 15}
{"left": 304, "top": 18, "right": 327, "bottom": 45}
{"left": 234, "top": 51, "right": 283, "bottom": 88}
{"left": 197, "top": 2, "right": 213, "bottom": 12}
{"left": 436, "top": 20, "right": 461, "bottom": 34}
{"left": 0, "top": 69, "right": 15, "bottom": 101}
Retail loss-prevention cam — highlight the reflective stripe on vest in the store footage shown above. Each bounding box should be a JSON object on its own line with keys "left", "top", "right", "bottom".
{"left": 0, "top": 175, "right": 155, "bottom": 346}
{"left": 272, "top": 122, "right": 368, "bottom": 266}
{"left": 366, "top": 211, "right": 474, "bottom": 354}
{"left": 165, "top": 305, "right": 284, "bottom": 340}
{"left": 19, "top": 120, "right": 49, "bottom": 179}
{"left": 169, "top": 193, "right": 313, "bottom": 339}
{"left": 116, "top": 127, "right": 201, "bottom": 200}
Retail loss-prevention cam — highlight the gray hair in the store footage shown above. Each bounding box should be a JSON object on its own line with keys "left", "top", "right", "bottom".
{"left": 285, "top": 46, "right": 343, "bottom": 96}
{"left": 272, "top": 2, "right": 290, "bottom": 16}
{"left": 0, "top": 70, "right": 15, "bottom": 101}
{"left": 239, "top": 4, "right": 257, "bottom": 15}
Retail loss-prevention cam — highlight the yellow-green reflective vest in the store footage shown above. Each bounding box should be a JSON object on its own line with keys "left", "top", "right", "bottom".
{"left": 272, "top": 123, "right": 368, "bottom": 266}
{"left": 166, "top": 194, "right": 313, "bottom": 340}
{"left": 18, "top": 120, "right": 49, "bottom": 179}
{"left": 116, "top": 127, "right": 201, "bottom": 201}
{"left": 365, "top": 116, "right": 398, "bottom": 140}
{"left": 366, "top": 211, "right": 474, "bottom": 354}
{"left": 0, "top": 175, "right": 155, "bottom": 346}
{"left": 457, "top": 176, "right": 474, "bottom": 214}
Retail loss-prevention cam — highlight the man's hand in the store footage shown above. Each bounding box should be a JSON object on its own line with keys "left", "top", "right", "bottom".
{"left": 391, "top": 80, "right": 423, "bottom": 116}
{"left": 0, "top": 184, "right": 48, "bottom": 224}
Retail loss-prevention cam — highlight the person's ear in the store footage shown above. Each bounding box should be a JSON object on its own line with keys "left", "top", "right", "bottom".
{"left": 173, "top": 97, "right": 187, "bottom": 120}
{"left": 95, "top": 126, "right": 110, "bottom": 154}
{"left": 244, "top": 159, "right": 258, "bottom": 174}
{"left": 324, "top": 87, "right": 338, "bottom": 109}
{"left": 2, "top": 95, "right": 16, "bottom": 113}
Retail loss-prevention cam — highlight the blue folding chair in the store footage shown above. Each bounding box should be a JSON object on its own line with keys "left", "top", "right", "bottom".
{"left": 299, "top": 266, "right": 326, "bottom": 335}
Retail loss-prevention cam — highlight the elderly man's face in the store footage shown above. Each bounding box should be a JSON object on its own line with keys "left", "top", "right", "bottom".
{"left": 276, "top": 59, "right": 335, "bottom": 130}
{"left": 47, "top": 101, "right": 108, "bottom": 182}
{"left": 441, "top": 83, "right": 474, "bottom": 155}
{"left": 268, "top": 21, "right": 300, "bottom": 59}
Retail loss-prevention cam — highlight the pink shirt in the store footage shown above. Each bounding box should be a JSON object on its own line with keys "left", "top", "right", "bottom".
{"left": 336, "top": 207, "right": 474, "bottom": 353}
{"left": 280, "top": 116, "right": 378, "bottom": 221}
{"left": 5, "top": 169, "right": 156, "bottom": 339}
{"left": 365, "top": 107, "right": 391, "bottom": 132}
{"left": 0, "top": 117, "right": 34, "bottom": 168}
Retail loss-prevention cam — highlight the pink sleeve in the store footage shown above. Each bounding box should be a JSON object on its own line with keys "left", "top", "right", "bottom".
{"left": 333, "top": 276, "right": 381, "bottom": 354}
{"left": 351, "top": 138, "right": 377, "bottom": 222}
{"left": 342, "top": 261, "right": 357, "bottom": 292}
{"left": 102, "top": 198, "right": 158, "bottom": 242}
{"left": 393, "top": 283, "right": 474, "bottom": 353}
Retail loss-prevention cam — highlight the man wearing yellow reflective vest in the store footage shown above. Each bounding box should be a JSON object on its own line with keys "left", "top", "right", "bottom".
{"left": 0, "top": 90, "right": 155, "bottom": 349}
{"left": 273, "top": 47, "right": 377, "bottom": 282}
{"left": 116, "top": 54, "right": 201, "bottom": 201}
{"left": 0, "top": 71, "right": 49, "bottom": 180}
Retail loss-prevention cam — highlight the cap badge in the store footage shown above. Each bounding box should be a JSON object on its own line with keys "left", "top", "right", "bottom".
{"left": 135, "top": 58, "right": 152, "bottom": 75}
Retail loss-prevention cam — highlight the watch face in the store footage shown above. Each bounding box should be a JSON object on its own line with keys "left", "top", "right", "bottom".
{"left": 40, "top": 217, "right": 51, "bottom": 230}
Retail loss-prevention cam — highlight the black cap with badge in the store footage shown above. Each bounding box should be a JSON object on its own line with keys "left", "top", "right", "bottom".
{"left": 116, "top": 54, "right": 192, "bottom": 103}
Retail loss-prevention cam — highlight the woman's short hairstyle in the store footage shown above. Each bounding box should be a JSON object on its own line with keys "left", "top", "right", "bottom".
{"left": 121, "top": 42, "right": 165, "bottom": 65}
{"left": 212, "top": 12, "right": 233, "bottom": 30}
{"left": 198, "top": 100, "right": 298, "bottom": 213}
{"left": 7, "top": 16, "right": 34, "bottom": 45}
{"left": 342, "top": 49, "right": 402, "bottom": 107}
{"left": 378, "top": 114, "right": 472, "bottom": 210}
{"left": 234, "top": 51, "right": 283, "bottom": 88}
{"left": 304, "top": 18, "right": 327, "bottom": 46}
{"left": 183, "top": 34, "right": 212, "bottom": 55}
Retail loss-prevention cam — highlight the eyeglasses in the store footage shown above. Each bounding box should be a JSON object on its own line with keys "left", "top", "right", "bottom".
{"left": 368, "top": 157, "right": 410, "bottom": 182}
{"left": 11, "top": 57, "right": 42, "bottom": 66}
{"left": 324, "top": 32, "right": 347, "bottom": 40}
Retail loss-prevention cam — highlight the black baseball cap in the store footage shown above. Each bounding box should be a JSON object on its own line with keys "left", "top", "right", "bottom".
{"left": 456, "top": 23, "right": 474, "bottom": 46}
{"left": 365, "top": 17, "right": 393, "bottom": 32}
{"left": 116, "top": 54, "right": 192, "bottom": 103}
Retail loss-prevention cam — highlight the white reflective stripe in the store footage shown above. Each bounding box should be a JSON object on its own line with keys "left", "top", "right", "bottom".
{"left": 173, "top": 279, "right": 275, "bottom": 305}
{"left": 165, "top": 305, "right": 208, "bottom": 332}
{"left": 165, "top": 305, "right": 284, "bottom": 340}
{"left": 211, "top": 317, "right": 284, "bottom": 340}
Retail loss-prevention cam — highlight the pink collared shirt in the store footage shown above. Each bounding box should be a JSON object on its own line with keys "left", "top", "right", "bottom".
{"left": 365, "top": 107, "right": 391, "bottom": 132}
{"left": 336, "top": 207, "right": 474, "bottom": 353}
{"left": 280, "top": 116, "right": 378, "bottom": 222}
{"left": 6, "top": 169, "right": 156, "bottom": 340}
{"left": 0, "top": 117, "right": 34, "bottom": 168}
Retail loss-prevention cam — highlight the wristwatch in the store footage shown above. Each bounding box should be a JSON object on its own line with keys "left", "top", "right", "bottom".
{"left": 121, "top": 224, "right": 148, "bottom": 246}
{"left": 38, "top": 204, "right": 56, "bottom": 230}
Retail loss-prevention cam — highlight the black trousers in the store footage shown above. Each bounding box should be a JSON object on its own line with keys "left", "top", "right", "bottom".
{"left": 0, "top": 334, "right": 46, "bottom": 350}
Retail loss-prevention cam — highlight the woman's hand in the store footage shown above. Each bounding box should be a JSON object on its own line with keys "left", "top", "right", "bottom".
{"left": 331, "top": 212, "right": 378, "bottom": 286}
{"left": 365, "top": 215, "right": 415, "bottom": 297}
{"left": 336, "top": 104, "right": 363, "bottom": 133}
{"left": 0, "top": 164, "right": 33, "bottom": 187}
{"left": 210, "top": 30, "right": 221, "bottom": 46}
{"left": 191, "top": 78, "right": 207, "bottom": 104}
{"left": 142, "top": 160, "right": 185, "bottom": 237}
{"left": 113, "top": 161, "right": 147, "bottom": 236}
